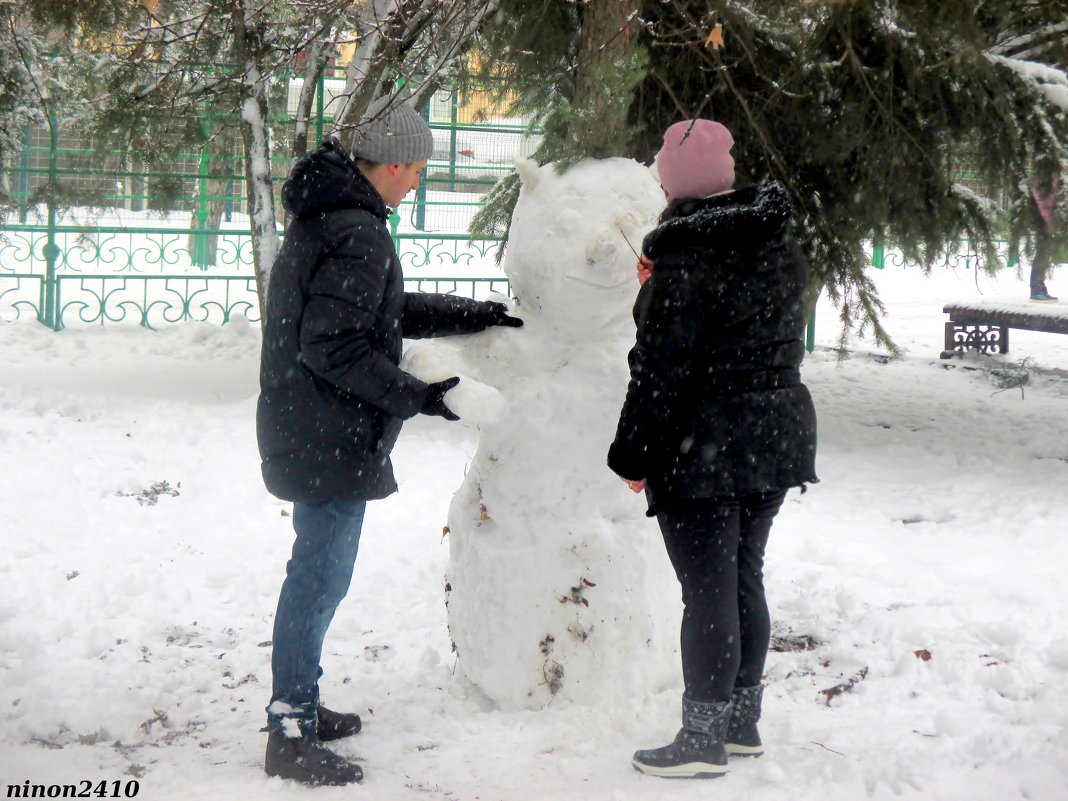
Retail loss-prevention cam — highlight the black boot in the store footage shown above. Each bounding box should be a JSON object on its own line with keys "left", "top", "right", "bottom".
{"left": 632, "top": 698, "right": 731, "bottom": 778}
{"left": 317, "top": 705, "right": 362, "bottom": 741}
{"left": 264, "top": 730, "right": 363, "bottom": 786}
{"left": 726, "top": 685, "right": 764, "bottom": 757}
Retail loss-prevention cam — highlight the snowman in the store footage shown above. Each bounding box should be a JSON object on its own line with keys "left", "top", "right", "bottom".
{"left": 404, "top": 157, "right": 681, "bottom": 710}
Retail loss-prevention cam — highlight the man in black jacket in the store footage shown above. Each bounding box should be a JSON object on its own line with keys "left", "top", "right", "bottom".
{"left": 257, "top": 96, "right": 521, "bottom": 786}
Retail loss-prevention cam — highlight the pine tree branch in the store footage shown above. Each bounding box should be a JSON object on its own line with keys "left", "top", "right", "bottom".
{"left": 992, "top": 21, "right": 1068, "bottom": 58}
{"left": 6, "top": 13, "right": 48, "bottom": 110}
{"left": 650, "top": 68, "right": 692, "bottom": 118}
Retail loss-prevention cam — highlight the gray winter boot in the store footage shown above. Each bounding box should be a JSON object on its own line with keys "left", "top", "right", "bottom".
{"left": 631, "top": 698, "right": 731, "bottom": 778}
{"left": 726, "top": 685, "right": 764, "bottom": 757}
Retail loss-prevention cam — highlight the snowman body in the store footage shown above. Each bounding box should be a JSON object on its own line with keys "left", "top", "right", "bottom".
{"left": 432, "top": 158, "right": 682, "bottom": 710}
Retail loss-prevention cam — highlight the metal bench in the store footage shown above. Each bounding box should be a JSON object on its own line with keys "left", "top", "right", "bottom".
{"left": 941, "top": 302, "right": 1068, "bottom": 358}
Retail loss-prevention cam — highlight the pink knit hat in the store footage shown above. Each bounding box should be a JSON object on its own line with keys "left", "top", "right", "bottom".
{"left": 655, "top": 119, "right": 735, "bottom": 201}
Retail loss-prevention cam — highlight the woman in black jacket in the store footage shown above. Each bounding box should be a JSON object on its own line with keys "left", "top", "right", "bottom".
{"left": 609, "top": 119, "right": 817, "bottom": 779}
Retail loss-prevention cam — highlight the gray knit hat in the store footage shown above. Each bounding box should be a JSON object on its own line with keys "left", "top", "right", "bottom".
{"left": 350, "top": 95, "right": 434, "bottom": 164}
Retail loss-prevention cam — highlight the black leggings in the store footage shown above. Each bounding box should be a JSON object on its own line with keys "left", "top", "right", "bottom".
{"left": 656, "top": 489, "right": 787, "bottom": 703}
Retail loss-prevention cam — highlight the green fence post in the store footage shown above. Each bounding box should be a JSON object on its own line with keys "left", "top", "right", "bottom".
{"left": 40, "top": 104, "right": 60, "bottom": 330}
{"left": 193, "top": 108, "right": 212, "bottom": 269}
{"left": 449, "top": 91, "right": 458, "bottom": 192}
{"left": 872, "top": 238, "right": 885, "bottom": 269}
{"left": 17, "top": 124, "right": 30, "bottom": 223}
{"left": 224, "top": 178, "right": 234, "bottom": 222}
{"left": 414, "top": 102, "right": 429, "bottom": 232}
{"left": 389, "top": 207, "right": 400, "bottom": 250}
{"left": 805, "top": 311, "right": 816, "bottom": 353}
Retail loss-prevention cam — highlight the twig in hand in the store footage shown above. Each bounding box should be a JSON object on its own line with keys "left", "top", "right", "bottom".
{"left": 617, "top": 226, "right": 640, "bottom": 258}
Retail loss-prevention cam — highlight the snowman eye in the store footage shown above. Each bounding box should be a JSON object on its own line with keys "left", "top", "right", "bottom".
{"left": 585, "top": 236, "right": 617, "bottom": 265}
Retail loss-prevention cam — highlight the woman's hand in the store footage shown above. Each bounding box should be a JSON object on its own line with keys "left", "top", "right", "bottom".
{"left": 636, "top": 255, "right": 654, "bottom": 286}
{"left": 621, "top": 477, "right": 647, "bottom": 493}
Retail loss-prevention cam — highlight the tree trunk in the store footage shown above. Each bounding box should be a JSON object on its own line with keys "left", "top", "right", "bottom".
{"left": 186, "top": 196, "right": 224, "bottom": 266}
{"left": 332, "top": 0, "right": 495, "bottom": 148}
{"left": 288, "top": 44, "right": 332, "bottom": 233}
{"left": 233, "top": 2, "right": 278, "bottom": 321}
{"left": 569, "top": 0, "right": 641, "bottom": 156}
{"left": 292, "top": 42, "right": 332, "bottom": 165}
{"left": 239, "top": 86, "right": 278, "bottom": 323}
{"left": 331, "top": 0, "right": 398, "bottom": 147}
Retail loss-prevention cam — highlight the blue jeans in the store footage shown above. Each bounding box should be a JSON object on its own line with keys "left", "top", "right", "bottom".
{"left": 267, "top": 499, "right": 366, "bottom": 736}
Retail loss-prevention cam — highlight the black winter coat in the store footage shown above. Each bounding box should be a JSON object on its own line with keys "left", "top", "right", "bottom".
{"left": 608, "top": 180, "right": 818, "bottom": 510}
{"left": 257, "top": 140, "right": 500, "bottom": 502}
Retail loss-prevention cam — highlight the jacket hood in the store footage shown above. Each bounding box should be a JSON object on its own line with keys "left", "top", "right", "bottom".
{"left": 281, "top": 138, "right": 389, "bottom": 221}
{"left": 643, "top": 180, "right": 794, "bottom": 259}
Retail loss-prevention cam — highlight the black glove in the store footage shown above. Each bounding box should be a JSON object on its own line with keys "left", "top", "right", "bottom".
{"left": 484, "top": 301, "right": 523, "bottom": 328}
{"left": 421, "top": 377, "right": 460, "bottom": 421}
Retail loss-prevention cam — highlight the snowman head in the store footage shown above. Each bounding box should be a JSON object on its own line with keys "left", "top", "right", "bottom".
{"left": 504, "top": 158, "right": 665, "bottom": 331}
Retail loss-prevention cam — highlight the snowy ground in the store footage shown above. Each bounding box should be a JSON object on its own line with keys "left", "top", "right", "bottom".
{"left": 1, "top": 263, "right": 1066, "bottom": 800}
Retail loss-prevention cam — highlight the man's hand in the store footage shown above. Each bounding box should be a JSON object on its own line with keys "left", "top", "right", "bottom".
{"left": 636, "top": 255, "right": 654, "bottom": 287}
{"left": 484, "top": 301, "right": 523, "bottom": 328}
{"left": 621, "top": 476, "right": 647, "bottom": 493}
{"left": 421, "top": 377, "right": 460, "bottom": 421}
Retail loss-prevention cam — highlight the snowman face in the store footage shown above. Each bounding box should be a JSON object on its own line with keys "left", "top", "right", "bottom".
{"left": 505, "top": 158, "right": 665, "bottom": 327}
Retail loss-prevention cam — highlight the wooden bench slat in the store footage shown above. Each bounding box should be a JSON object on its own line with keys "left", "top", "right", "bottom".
{"left": 942, "top": 303, "right": 1068, "bottom": 335}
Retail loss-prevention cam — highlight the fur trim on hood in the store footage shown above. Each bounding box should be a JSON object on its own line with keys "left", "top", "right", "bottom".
{"left": 642, "top": 180, "right": 794, "bottom": 259}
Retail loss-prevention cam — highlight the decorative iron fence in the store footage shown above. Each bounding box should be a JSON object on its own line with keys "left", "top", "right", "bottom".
{"left": 0, "top": 221, "right": 508, "bottom": 330}
{"left": 1, "top": 272, "right": 511, "bottom": 330}
{"left": 1, "top": 69, "right": 533, "bottom": 329}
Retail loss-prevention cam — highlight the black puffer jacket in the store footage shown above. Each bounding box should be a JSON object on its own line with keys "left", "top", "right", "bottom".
{"left": 257, "top": 140, "right": 500, "bottom": 502}
{"left": 608, "top": 180, "right": 818, "bottom": 510}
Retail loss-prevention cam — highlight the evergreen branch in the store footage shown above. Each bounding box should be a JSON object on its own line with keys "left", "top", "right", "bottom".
{"left": 133, "top": 6, "right": 214, "bottom": 46}
{"left": 5, "top": 13, "right": 48, "bottom": 110}
{"left": 992, "top": 21, "right": 1068, "bottom": 57}
{"left": 840, "top": 38, "right": 947, "bottom": 185}
{"left": 711, "top": 51, "right": 793, "bottom": 187}
{"left": 650, "top": 68, "right": 693, "bottom": 119}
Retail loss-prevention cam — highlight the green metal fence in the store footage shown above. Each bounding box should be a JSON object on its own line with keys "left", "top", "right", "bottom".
{"left": 1, "top": 69, "right": 535, "bottom": 328}
{"left": 0, "top": 221, "right": 511, "bottom": 329}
